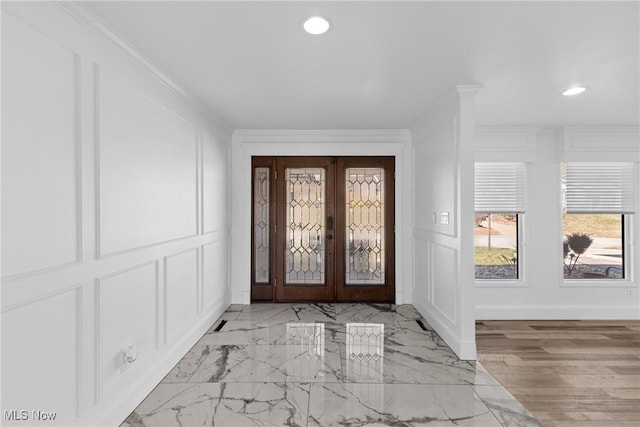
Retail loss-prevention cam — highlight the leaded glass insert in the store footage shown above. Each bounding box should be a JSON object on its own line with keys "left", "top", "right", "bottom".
{"left": 346, "top": 168, "right": 385, "bottom": 285}
{"left": 253, "top": 167, "right": 269, "bottom": 283}
{"left": 285, "top": 168, "right": 325, "bottom": 284}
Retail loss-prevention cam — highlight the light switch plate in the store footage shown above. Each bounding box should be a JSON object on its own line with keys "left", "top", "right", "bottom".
{"left": 440, "top": 212, "right": 449, "bottom": 225}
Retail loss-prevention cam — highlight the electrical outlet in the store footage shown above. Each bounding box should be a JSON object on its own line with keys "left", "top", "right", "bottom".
{"left": 627, "top": 288, "right": 634, "bottom": 298}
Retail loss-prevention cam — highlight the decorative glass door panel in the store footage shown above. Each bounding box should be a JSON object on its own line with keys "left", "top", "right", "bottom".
{"left": 285, "top": 167, "right": 325, "bottom": 284}
{"left": 252, "top": 156, "right": 394, "bottom": 303}
{"left": 254, "top": 167, "right": 270, "bottom": 283}
{"left": 346, "top": 168, "right": 385, "bottom": 285}
{"left": 275, "top": 157, "right": 335, "bottom": 301}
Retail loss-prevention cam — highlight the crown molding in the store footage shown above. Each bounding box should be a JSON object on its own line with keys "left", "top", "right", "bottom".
{"left": 56, "top": 2, "right": 189, "bottom": 98}
{"left": 233, "top": 129, "right": 411, "bottom": 145}
{"left": 54, "top": 1, "right": 231, "bottom": 133}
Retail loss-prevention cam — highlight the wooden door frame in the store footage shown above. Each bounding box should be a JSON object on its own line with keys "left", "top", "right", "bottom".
{"left": 274, "top": 156, "right": 336, "bottom": 302}
{"left": 250, "top": 157, "right": 276, "bottom": 301}
{"left": 250, "top": 155, "right": 395, "bottom": 303}
{"left": 335, "top": 156, "right": 395, "bottom": 302}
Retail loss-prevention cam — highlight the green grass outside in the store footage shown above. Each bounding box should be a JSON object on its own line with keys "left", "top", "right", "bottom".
{"left": 475, "top": 247, "right": 517, "bottom": 265}
{"left": 563, "top": 214, "right": 622, "bottom": 238}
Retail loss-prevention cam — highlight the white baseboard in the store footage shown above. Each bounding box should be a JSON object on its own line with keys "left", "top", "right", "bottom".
{"left": 476, "top": 304, "right": 640, "bottom": 320}
{"left": 413, "top": 299, "right": 477, "bottom": 361}
{"left": 98, "top": 298, "right": 229, "bottom": 426}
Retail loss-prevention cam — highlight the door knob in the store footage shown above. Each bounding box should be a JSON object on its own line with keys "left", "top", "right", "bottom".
{"left": 327, "top": 235, "right": 333, "bottom": 240}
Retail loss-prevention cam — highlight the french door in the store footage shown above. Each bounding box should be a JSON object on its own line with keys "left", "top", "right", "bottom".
{"left": 251, "top": 156, "right": 395, "bottom": 303}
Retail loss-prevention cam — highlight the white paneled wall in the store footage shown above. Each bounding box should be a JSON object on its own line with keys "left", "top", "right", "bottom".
{"left": 2, "top": 290, "right": 81, "bottom": 424}
{"left": 97, "top": 263, "right": 159, "bottom": 401}
{"left": 1, "top": 3, "right": 232, "bottom": 426}
{"left": 98, "top": 73, "right": 199, "bottom": 256}
{"left": 164, "top": 249, "right": 199, "bottom": 342}
{"left": 411, "top": 87, "right": 481, "bottom": 360}
{"left": 1, "top": 11, "right": 80, "bottom": 279}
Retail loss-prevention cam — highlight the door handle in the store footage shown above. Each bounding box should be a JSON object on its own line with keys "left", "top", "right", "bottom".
{"left": 326, "top": 235, "right": 333, "bottom": 240}
{"left": 327, "top": 216, "right": 333, "bottom": 230}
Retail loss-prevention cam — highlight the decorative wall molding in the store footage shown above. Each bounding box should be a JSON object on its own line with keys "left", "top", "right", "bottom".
{"left": 99, "top": 232, "right": 200, "bottom": 261}
{"left": 429, "top": 241, "right": 458, "bottom": 325}
{"left": 95, "top": 260, "right": 159, "bottom": 403}
{"left": 54, "top": 0, "right": 232, "bottom": 131}
{"left": 233, "top": 129, "right": 411, "bottom": 145}
{"left": 475, "top": 126, "right": 539, "bottom": 162}
{"left": 202, "top": 228, "right": 230, "bottom": 239}
{"left": 75, "top": 286, "right": 84, "bottom": 419}
{"left": 95, "top": 67, "right": 200, "bottom": 258}
{"left": 1, "top": 26, "right": 83, "bottom": 281}
{"left": 94, "top": 63, "right": 103, "bottom": 261}
{"left": 0, "top": 287, "right": 83, "bottom": 423}
{"left": 197, "top": 130, "right": 203, "bottom": 236}
{"left": 74, "top": 53, "right": 85, "bottom": 267}
{"left": 201, "top": 238, "right": 231, "bottom": 311}
{"left": 1, "top": 260, "right": 84, "bottom": 284}
{"left": 560, "top": 126, "right": 640, "bottom": 161}
{"left": 163, "top": 248, "right": 200, "bottom": 344}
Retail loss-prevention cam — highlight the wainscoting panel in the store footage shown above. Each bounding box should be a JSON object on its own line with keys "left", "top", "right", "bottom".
{"left": 96, "top": 262, "right": 158, "bottom": 402}
{"left": 430, "top": 241, "right": 458, "bottom": 324}
{"left": 1, "top": 289, "right": 81, "bottom": 426}
{"left": 97, "top": 72, "right": 198, "bottom": 256}
{"left": 202, "top": 237, "right": 229, "bottom": 310}
{"left": 164, "top": 249, "right": 199, "bottom": 343}
{"left": 202, "top": 131, "right": 229, "bottom": 234}
{"left": 412, "top": 237, "right": 429, "bottom": 304}
{"left": 1, "top": 12, "right": 80, "bottom": 279}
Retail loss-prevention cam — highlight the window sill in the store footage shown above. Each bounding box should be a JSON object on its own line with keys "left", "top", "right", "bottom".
{"left": 562, "top": 279, "right": 638, "bottom": 288}
{"left": 475, "top": 280, "right": 527, "bottom": 288}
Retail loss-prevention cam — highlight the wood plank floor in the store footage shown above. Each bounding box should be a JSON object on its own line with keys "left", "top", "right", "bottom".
{"left": 476, "top": 320, "right": 640, "bottom": 427}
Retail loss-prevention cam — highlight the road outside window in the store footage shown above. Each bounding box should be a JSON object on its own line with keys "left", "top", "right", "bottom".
{"left": 474, "top": 213, "right": 519, "bottom": 280}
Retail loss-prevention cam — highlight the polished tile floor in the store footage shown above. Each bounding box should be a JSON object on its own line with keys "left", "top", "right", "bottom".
{"left": 122, "top": 304, "right": 543, "bottom": 426}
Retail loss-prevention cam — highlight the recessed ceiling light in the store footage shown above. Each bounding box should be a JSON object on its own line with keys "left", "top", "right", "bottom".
{"left": 562, "top": 86, "right": 589, "bottom": 96}
{"left": 302, "top": 16, "right": 331, "bottom": 35}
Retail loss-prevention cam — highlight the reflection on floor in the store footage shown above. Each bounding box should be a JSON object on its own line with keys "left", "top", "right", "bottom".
{"left": 122, "top": 304, "right": 543, "bottom": 427}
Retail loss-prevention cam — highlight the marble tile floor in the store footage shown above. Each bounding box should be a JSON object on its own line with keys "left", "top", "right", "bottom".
{"left": 122, "top": 304, "right": 543, "bottom": 427}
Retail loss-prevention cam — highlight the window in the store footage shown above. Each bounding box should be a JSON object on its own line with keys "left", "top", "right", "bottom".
{"left": 474, "top": 162, "right": 525, "bottom": 280}
{"left": 562, "top": 162, "right": 635, "bottom": 280}
{"left": 563, "top": 214, "right": 624, "bottom": 279}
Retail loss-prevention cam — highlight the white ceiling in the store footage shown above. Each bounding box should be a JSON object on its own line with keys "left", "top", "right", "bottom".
{"left": 85, "top": 1, "right": 639, "bottom": 130}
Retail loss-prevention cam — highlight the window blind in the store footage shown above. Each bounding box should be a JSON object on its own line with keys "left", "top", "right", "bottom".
{"left": 475, "top": 162, "right": 526, "bottom": 213}
{"left": 565, "top": 162, "right": 636, "bottom": 214}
